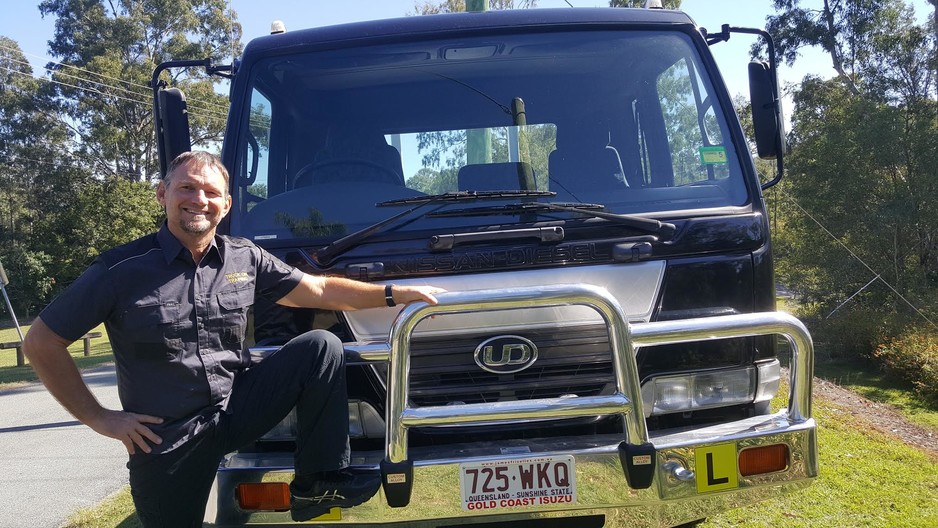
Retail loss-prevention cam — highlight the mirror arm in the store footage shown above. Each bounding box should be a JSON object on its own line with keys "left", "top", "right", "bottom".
{"left": 704, "top": 25, "right": 785, "bottom": 190}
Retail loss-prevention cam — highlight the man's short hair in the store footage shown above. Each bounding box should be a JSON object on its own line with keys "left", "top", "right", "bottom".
{"left": 165, "top": 151, "right": 230, "bottom": 188}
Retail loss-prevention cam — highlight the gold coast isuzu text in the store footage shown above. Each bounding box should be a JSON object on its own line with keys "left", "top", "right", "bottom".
{"left": 151, "top": 4, "right": 817, "bottom": 527}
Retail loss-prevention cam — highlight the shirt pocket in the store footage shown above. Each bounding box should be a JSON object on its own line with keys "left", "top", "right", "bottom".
{"left": 124, "top": 301, "right": 182, "bottom": 360}
{"left": 215, "top": 287, "right": 253, "bottom": 348}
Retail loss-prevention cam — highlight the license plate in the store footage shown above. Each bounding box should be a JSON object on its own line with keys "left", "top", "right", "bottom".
{"left": 459, "top": 455, "right": 577, "bottom": 511}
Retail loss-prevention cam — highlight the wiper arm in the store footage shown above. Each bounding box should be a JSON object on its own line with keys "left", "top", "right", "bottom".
{"left": 313, "top": 199, "right": 445, "bottom": 265}
{"left": 543, "top": 203, "right": 676, "bottom": 237}
{"left": 377, "top": 190, "right": 555, "bottom": 207}
{"left": 315, "top": 191, "right": 555, "bottom": 264}
{"left": 429, "top": 202, "right": 677, "bottom": 238}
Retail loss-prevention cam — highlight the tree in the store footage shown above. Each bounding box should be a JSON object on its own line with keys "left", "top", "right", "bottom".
{"left": 38, "top": 0, "right": 242, "bottom": 182}
{"left": 408, "top": 167, "right": 458, "bottom": 194}
{"left": 0, "top": 245, "right": 54, "bottom": 318}
{"left": 763, "top": 1, "right": 938, "bottom": 350}
{"left": 0, "top": 37, "right": 94, "bottom": 313}
{"left": 759, "top": 0, "right": 927, "bottom": 98}
{"left": 0, "top": 38, "right": 68, "bottom": 246}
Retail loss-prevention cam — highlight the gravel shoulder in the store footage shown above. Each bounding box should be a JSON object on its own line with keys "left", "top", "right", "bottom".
{"left": 813, "top": 375, "right": 937, "bottom": 457}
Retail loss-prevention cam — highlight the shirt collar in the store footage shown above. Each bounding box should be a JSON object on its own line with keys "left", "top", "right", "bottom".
{"left": 156, "top": 222, "right": 223, "bottom": 265}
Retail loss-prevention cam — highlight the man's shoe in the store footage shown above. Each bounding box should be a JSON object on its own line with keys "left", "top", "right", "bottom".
{"left": 290, "top": 469, "right": 380, "bottom": 522}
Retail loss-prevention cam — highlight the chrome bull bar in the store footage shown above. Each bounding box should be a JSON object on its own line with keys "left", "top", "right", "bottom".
{"left": 357, "top": 284, "right": 814, "bottom": 507}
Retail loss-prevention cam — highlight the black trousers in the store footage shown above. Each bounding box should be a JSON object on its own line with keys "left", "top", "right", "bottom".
{"left": 128, "top": 330, "right": 349, "bottom": 527}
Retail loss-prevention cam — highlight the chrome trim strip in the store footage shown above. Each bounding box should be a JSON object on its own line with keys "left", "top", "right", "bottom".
{"left": 342, "top": 262, "right": 667, "bottom": 341}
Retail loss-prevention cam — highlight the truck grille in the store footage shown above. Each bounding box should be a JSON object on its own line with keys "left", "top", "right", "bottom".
{"left": 406, "top": 324, "right": 615, "bottom": 406}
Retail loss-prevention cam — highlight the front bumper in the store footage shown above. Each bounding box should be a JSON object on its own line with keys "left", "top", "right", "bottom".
{"left": 209, "top": 285, "right": 817, "bottom": 527}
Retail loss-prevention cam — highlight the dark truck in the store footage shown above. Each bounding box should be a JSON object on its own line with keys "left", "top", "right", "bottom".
{"left": 151, "top": 5, "right": 817, "bottom": 527}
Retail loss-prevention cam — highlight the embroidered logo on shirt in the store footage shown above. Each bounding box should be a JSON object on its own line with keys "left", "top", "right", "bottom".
{"left": 225, "top": 272, "right": 250, "bottom": 284}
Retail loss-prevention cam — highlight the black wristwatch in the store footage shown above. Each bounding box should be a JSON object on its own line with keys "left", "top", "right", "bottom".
{"left": 385, "top": 284, "right": 396, "bottom": 307}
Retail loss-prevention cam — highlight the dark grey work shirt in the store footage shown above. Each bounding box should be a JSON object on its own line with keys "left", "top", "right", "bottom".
{"left": 40, "top": 223, "right": 303, "bottom": 452}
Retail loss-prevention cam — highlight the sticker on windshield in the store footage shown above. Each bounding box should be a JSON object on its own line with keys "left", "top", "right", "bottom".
{"left": 699, "top": 146, "right": 728, "bottom": 165}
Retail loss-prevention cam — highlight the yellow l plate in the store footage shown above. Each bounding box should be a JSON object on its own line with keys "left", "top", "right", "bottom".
{"left": 695, "top": 442, "right": 739, "bottom": 493}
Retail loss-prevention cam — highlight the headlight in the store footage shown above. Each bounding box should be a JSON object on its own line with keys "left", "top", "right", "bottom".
{"left": 641, "top": 360, "right": 780, "bottom": 417}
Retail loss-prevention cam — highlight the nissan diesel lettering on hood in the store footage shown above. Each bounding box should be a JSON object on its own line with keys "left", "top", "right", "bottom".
{"left": 151, "top": 5, "right": 816, "bottom": 527}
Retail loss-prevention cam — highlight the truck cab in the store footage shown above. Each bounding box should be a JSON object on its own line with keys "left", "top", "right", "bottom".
{"left": 153, "top": 6, "right": 816, "bottom": 527}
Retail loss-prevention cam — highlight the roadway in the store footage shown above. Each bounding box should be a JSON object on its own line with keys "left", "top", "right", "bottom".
{"left": 0, "top": 365, "right": 128, "bottom": 528}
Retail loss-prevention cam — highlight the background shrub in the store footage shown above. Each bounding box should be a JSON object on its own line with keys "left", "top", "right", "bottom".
{"left": 873, "top": 329, "right": 938, "bottom": 402}
{"left": 796, "top": 305, "right": 900, "bottom": 361}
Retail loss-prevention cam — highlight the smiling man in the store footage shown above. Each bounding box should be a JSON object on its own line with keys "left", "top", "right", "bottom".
{"left": 23, "top": 151, "right": 444, "bottom": 526}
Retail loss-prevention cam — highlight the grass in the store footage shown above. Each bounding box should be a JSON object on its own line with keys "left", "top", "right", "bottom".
{"left": 64, "top": 488, "right": 140, "bottom": 528}
{"left": 813, "top": 356, "right": 938, "bottom": 431}
{"left": 701, "top": 381, "right": 938, "bottom": 528}
{"left": 0, "top": 323, "right": 114, "bottom": 388}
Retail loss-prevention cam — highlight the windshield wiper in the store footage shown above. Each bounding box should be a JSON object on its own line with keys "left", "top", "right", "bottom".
{"left": 313, "top": 200, "right": 443, "bottom": 266}
{"left": 315, "top": 191, "right": 556, "bottom": 265}
{"left": 377, "top": 190, "right": 554, "bottom": 207}
{"left": 427, "top": 202, "right": 677, "bottom": 238}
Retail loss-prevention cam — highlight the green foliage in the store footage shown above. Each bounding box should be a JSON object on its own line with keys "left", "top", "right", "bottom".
{"left": 874, "top": 329, "right": 938, "bottom": 401}
{"left": 765, "top": 0, "right": 938, "bottom": 389}
{"left": 0, "top": 246, "right": 54, "bottom": 318}
{"left": 797, "top": 304, "right": 902, "bottom": 360}
{"left": 760, "top": 0, "right": 917, "bottom": 97}
{"left": 774, "top": 72, "right": 938, "bottom": 338}
{"left": 38, "top": 0, "right": 242, "bottom": 182}
{"left": 657, "top": 57, "right": 729, "bottom": 185}
{"left": 30, "top": 175, "right": 162, "bottom": 288}
{"left": 409, "top": 167, "right": 458, "bottom": 194}
{"left": 412, "top": 124, "right": 555, "bottom": 192}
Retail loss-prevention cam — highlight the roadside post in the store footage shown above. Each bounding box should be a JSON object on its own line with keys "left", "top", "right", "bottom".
{"left": 0, "top": 259, "right": 26, "bottom": 366}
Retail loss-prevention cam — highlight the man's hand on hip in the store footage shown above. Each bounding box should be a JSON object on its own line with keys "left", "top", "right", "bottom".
{"left": 89, "top": 409, "right": 164, "bottom": 455}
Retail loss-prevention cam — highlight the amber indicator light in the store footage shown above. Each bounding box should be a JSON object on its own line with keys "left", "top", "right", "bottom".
{"left": 739, "top": 444, "right": 789, "bottom": 476}
{"left": 236, "top": 482, "right": 290, "bottom": 511}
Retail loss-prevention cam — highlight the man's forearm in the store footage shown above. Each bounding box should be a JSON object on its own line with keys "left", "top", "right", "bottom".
{"left": 278, "top": 275, "right": 442, "bottom": 310}
{"left": 23, "top": 318, "right": 107, "bottom": 426}
{"left": 320, "top": 276, "right": 398, "bottom": 310}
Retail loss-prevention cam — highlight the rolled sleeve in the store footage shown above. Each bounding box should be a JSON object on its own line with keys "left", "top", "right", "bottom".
{"left": 254, "top": 247, "right": 304, "bottom": 302}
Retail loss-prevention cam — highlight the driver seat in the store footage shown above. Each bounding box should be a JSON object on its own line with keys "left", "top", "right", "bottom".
{"left": 295, "top": 125, "right": 405, "bottom": 187}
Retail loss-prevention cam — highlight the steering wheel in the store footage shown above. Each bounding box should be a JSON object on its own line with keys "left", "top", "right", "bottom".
{"left": 294, "top": 157, "right": 403, "bottom": 188}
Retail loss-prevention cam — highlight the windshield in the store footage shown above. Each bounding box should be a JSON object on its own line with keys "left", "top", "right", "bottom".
{"left": 232, "top": 29, "right": 749, "bottom": 244}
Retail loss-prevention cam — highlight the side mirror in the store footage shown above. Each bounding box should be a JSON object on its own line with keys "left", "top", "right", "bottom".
{"left": 748, "top": 61, "right": 785, "bottom": 159}
{"left": 156, "top": 87, "right": 192, "bottom": 178}
{"left": 709, "top": 27, "right": 785, "bottom": 189}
